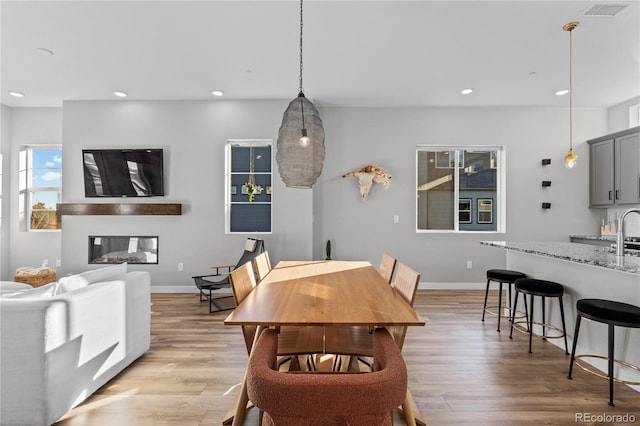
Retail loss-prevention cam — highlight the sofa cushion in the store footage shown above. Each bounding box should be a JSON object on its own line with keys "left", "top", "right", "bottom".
{"left": 0, "top": 281, "right": 33, "bottom": 292}
{"left": 77, "top": 263, "right": 128, "bottom": 284}
{"left": 56, "top": 275, "right": 89, "bottom": 294}
{"left": 2, "top": 281, "right": 58, "bottom": 298}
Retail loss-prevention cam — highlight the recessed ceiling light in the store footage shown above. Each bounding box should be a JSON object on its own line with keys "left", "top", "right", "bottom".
{"left": 114, "top": 91, "right": 128, "bottom": 97}
{"left": 212, "top": 90, "right": 224, "bottom": 97}
{"left": 556, "top": 89, "right": 569, "bottom": 96}
{"left": 8, "top": 91, "right": 25, "bottom": 98}
{"left": 35, "top": 47, "right": 54, "bottom": 56}
{"left": 461, "top": 88, "right": 474, "bottom": 95}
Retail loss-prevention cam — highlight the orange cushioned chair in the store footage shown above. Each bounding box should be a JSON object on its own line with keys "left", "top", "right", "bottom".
{"left": 246, "top": 328, "right": 407, "bottom": 426}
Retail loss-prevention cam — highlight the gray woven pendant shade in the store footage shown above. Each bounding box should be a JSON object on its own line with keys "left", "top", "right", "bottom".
{"left": 276, "top": 93, "right": 325, "bottom": 188}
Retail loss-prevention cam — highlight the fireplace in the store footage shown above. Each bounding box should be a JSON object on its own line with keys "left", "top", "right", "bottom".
{"left": 88, "top": 236, "right": 158, "bottom": 264}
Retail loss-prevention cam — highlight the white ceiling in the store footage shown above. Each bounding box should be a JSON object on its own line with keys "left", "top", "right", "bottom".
{"left": 2, "top": 0, "right": 639, "bottom": 109}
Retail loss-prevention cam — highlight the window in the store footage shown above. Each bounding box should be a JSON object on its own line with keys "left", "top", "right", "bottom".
{"left": 225, "top": 140, "right": 272, "bottom": 234}
{"left": 416, "top": 146, "right": 504, "bottom": 232}
{"left": 458, "top": 198, "right": 472, "bottom": 223}
{"left": 19, "top": 146, "right": 62, "bottom": 231}
{"left": 477, "top": 199, "right": 493, "bottom": 224}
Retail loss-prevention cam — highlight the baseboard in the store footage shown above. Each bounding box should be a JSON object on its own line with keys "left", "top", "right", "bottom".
{"left": 152, "top": 282, "right": 486, "bottom": 293}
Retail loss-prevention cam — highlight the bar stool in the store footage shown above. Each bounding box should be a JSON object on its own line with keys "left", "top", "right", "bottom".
{"left": 509, "top": 278, "right": 568, "bottom": 354}
{"left": 482, "top": 269, "right": 526, "bottom": 332}
{"left": 567, "top": 298, "right": 640, "bottom": 407}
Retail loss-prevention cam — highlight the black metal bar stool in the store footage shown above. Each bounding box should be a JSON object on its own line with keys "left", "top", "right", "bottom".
{"left": 509, "top": 278, "right": 568, "bottom": 354}
{"left": 567, "top": 298, "right": 640, "bottom": 407}
{"left": 482, "top": 269, "right": 526, "bottom": 332}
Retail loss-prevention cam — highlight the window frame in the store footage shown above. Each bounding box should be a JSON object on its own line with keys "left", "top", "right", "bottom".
{"left": 458, "top": 198, "right": 472, "bottom": 224}
{"left": 225, "top": 139, "right": 273, "bottom": 234}
{"left": 477, "top": 198, "right": 494, "bottom": 224}
{"left": 19, "top": 145, "right": 62, "bottom": 232}
{"left": 415, "top": 145, "right": 505, "bottom": 233}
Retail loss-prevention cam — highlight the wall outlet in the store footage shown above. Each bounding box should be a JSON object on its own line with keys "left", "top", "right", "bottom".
{"left": 55, "top": 259, "right": 62, "bottom": 267}
{"left": 466, "top": 260, "right": 473, "bottom": 269}
{"left": 393, "top": 215, "right": 400, "bottom": 224}
{"left": 42, "top": 259, "right": 49, "bottom": 267}
{"left": 178, "top": 262, "right": 184, "bottom": 271}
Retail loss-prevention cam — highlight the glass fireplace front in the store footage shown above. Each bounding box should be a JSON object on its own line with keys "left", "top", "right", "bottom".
{"left": 88, "top": 236, "right": 158, "bottom": 264}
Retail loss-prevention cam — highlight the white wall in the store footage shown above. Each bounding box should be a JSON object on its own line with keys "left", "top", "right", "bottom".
{"left": 60, "top": 100, "right": 313, "bottom": 289}
{"left": 2, "top": 107, "right": 62, "bottom": 281}
{"left": 313, "top": 107, "right": 607, "bottom": 285}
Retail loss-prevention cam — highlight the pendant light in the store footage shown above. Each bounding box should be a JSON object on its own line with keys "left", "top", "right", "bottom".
{"left": 276, "top": 0, "right": 325, "bottom": 189}
{"left": 563, "top": 21, "right": 579, "bottom": 169}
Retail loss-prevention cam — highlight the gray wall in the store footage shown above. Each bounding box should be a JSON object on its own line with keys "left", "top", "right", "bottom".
{"left": 59, "top": 100, "right": 313, "bottom": 289}
{"left": 3, "top": 100, "right": 633, "bottom": 288}
{"left": 2, "top": 107, "right": 63, "bottom": 280}
{"left": 1, "top": 106, "right": 10, "bottom": 279}
{"left": 608, "top": 96, "right": 640, "bottom": 133}
{"left": 313, "top": 107, "right": 607, "bottom": 285}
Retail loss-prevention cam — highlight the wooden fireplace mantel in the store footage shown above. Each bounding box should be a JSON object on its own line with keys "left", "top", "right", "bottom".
{"left": 56, "top": 203, "right": 182, "bottom": 216}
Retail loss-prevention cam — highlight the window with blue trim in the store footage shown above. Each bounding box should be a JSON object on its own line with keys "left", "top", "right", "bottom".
{"left": 225, "top": 140, "right": 272, "bottom": 234}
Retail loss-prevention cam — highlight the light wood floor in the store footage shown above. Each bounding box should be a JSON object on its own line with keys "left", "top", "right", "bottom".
{"left": 55, "top": 290, "right": 639, "bottom": 426}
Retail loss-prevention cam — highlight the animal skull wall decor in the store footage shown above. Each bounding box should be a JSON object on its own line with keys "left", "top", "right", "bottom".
{"left": 342, "top": 164, "right": 391, "bottom": 202}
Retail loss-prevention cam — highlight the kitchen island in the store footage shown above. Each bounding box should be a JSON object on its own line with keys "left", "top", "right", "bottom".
{"left": 481, "top": 241, "right": 640, "bottom": 392}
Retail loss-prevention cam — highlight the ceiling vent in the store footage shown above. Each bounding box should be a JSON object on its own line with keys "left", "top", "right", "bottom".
{"left": 582, "top": 3, "right": 629, "bottom": 17}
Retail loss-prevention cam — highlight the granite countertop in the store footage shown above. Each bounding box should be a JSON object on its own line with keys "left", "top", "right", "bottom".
{"left": 480, "top": 241, "right": 640, "bottom": 275}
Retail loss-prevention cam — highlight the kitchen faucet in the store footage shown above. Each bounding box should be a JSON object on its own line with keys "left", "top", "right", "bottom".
{"left": 616, "top": 208, "right": 640, "bottom": 257}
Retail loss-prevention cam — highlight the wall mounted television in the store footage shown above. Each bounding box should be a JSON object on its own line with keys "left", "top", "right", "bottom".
{"left": 82, "top": 149, "right": 164, "bottom": 197}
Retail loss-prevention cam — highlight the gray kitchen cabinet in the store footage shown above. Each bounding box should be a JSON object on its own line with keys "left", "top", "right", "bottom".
{"left": 588, "top": 126, "right": 640, "bottom": 208}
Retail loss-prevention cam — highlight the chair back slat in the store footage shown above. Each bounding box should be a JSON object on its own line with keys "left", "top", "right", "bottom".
{"left": 230, "top": 262, "right": 258, "bottom": 354}
{"left": 253, "top": 251, "right": 272, "bottom": 282}
{"left": 388, "top": 262, "right": 420, "bottom": 349}
{"left": 378, "top": 253, "right": 397, "bottom": 285}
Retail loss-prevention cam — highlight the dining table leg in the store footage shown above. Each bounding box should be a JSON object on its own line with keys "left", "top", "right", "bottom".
{"left": 230, "top": 325, "right": 266, "bottom": 426}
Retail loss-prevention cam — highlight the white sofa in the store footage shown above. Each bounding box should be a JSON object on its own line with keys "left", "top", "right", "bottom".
{"left": 0, "top": 263, "right": 151, "bottom": 426}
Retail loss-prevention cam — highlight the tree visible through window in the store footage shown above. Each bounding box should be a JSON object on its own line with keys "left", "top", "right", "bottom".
{"left": 19, "top": 146, "right": 62, "bottom": 231}
{"left": 225, "top": 140, "right": 272, "bottom": 234}
{"left": 416, "top": 147, "right": 503, "bottom": 232}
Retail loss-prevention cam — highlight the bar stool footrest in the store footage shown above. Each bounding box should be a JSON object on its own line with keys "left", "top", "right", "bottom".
{"left": 512, "top": 320, "right": 565, "bottom": 339}
{"left": 485, "top": 306, "right": 526, "bottom": 319}
{"left": 574, "top": 354, "right": 640, "bottom": 385}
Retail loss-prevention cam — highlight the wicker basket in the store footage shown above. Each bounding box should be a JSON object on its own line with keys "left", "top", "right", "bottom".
{"left": 14, "top": 267, "right": 57, "bottom": 288}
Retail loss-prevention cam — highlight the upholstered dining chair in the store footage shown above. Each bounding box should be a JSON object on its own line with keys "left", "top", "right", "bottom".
{"left": 378, "top": 253, "right": 397, "bottom": 285}
{"left": 229, "top": 262, "right": 324, "bottom": 364}
{"left": 247, "top": 327, "right": 407, "bottom": 426}
{"left": 253, "top": 251, "right": 272, "bottom": 282}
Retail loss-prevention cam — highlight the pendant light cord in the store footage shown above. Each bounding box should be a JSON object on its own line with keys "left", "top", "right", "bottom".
{"left": 299, "top": 0, "right": 304, "bottom": 94}
{"left": 299, "top": 0, "right": 306, "bottom": 130}
{"left": 569, "top": 27, "right": 573, "bottom": 151}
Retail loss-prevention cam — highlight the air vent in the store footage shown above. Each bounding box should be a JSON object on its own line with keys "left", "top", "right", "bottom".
{"left": 582, "top": 4, "right": 629, "bottom": 17}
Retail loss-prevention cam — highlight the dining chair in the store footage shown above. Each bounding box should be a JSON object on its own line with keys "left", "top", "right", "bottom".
{"left": 325, "top": 262, "right": 421, "bottom": 359}
{"left": 229, "top": 262, "right": 324, "bottom": 363}
{"left": 246, "top": 328, "right": 407, "bottom": 426}
{"left": 253, "top": 251, "right": 272, "bottom": 282}
{"left": 378, "top": 253, "right": 397, "bottom": 285}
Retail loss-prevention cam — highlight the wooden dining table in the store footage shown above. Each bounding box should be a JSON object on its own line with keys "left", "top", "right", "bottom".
{"left": 224, "top": 260, "right": 426, "bottom": 426}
